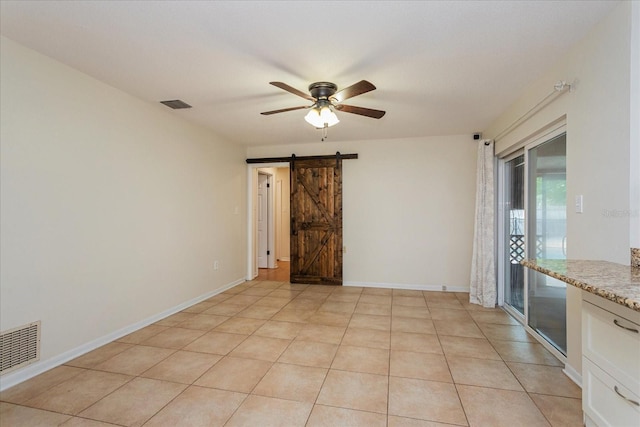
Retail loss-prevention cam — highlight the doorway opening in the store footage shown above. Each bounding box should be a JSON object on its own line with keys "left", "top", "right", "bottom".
{"left": 246, "top": 152, "right": 352, "bottom": 283}
{"left": 497, "top": 122, "right": 567, "bottom": 360}
{"left": 246, "top": 163, "right": 290, "bottom": 280}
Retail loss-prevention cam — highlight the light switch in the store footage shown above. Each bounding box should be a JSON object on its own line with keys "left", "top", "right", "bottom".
{"left": 575, "top": 195, "right": 583, "bottom": 213}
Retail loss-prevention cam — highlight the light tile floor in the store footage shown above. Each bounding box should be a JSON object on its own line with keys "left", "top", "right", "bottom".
{"left": 0, "top": 280, "right": 583, "bottom": 426}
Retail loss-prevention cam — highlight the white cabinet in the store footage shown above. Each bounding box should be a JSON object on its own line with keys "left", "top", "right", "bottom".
{"left": 582, "top": 292, "right": 640, "bottom": 427}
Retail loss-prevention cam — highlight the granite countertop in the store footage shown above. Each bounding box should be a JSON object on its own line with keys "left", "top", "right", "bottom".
{"left": 521, "top": 259, "right": 640, "bottom": 312}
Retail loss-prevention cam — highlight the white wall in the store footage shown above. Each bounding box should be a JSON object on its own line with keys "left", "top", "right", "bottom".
{"left": 488, "top": 2, "right": 633, "bottom": 264}
{"left": 485, "top": 2, "right": 635, "bottom": 376}
{"left": 0, "top": 37, "right": 247, "bottom": 385}
{"left": 247, "top": 135, "right": 478, "bottom": 290}
{"left": 630, "top": 1, "right": 640, "bottom": 249}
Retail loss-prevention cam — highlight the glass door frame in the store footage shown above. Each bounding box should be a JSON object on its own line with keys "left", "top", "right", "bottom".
{"left": 497, "top": 150, "right": 526, "bottom": 322}
{"left": 497, "top": 121, "right": 568, "bottom": 364}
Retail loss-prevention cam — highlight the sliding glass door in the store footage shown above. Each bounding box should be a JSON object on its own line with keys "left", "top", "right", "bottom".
{"left": 527, "top": 133, "right": 567, "bottom": 354}
{"left": 498, "top": 129, "right": 567, "bottom": 356}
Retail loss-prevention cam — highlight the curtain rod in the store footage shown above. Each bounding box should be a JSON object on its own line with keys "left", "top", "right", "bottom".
{"left": 494, "top": 80, "right": 573, "bottom": 142}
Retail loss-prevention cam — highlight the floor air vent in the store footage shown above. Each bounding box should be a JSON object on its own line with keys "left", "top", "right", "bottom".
{"left": 0, "top": 321, "right": 41, "bottom": 375}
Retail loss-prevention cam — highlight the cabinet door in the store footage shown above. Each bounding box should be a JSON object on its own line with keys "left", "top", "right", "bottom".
{"left": 583, "top": 358, "right": 640, "bottom": 427}
{"left": 582, "top": 301, "right": 640, "bottom": 394}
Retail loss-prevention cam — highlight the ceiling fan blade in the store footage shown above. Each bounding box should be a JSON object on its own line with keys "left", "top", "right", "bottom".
{"left": 335, "top": 104, "right": 386, "bottom": 119}
{"left": 260, "top": 105, "right": 309, "bottom": 115}
{"left": 269, "top": 82, "right": 315, "bottom": 101}
{"left": 331, "top": 80, "right": 376, "bottom": 103}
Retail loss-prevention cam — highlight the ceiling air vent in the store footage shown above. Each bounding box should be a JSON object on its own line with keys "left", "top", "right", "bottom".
{"left": 160, "top": 99, "right": 192, "bottom": 109}
{"left": 1, "top": 321, "right": 41, "bottom": 375}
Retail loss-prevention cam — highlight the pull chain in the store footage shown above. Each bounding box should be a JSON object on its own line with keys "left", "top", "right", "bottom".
{"left": 321, "top": 124, "right": 328, "bottom": 141}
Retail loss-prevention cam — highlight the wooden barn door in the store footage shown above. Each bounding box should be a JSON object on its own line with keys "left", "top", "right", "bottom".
{"left": 290, "top": 157, "right": 342, "bottom": 285}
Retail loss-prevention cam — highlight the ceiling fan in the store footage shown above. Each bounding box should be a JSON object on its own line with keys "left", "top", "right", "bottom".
{"left": 260, "top": 80, "right": 386, "bottom": 131}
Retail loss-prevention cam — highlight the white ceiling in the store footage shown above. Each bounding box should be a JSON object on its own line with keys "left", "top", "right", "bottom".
{"left": 0, "top": 1, "right": 618, "bottom": 146}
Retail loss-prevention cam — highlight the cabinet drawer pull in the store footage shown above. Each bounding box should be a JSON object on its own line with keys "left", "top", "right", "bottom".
{"left": 613, "top": 319, "right": 639, "bottom": 333}
{"left": 614, "top": 386, "right": 640, "bottom": 406}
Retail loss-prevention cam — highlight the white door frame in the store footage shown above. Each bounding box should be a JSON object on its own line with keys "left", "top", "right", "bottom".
{"left": 246, "top": 162, "right": 288, "bottom": 280}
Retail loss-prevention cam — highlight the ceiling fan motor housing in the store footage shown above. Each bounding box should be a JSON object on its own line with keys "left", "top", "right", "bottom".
{"left": 309, "top": 82, "right": 338, "bottom": 100}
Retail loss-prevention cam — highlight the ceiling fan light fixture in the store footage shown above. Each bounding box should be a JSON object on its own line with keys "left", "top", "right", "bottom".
{"left": 262, "top": 80, "right": 384, "bottom": 136}
{"left": 321, "top": 105, "right": 339, "bottom": 126}
{"left": 304, "top": 104, "right": 339, "bottom": 128}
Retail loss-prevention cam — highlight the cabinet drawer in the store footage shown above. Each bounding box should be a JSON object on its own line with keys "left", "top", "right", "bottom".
{"left": 583, "top": 300, "right": 640, "bottom": 393}
{"left": 583, "top": 358, "right": 640, "bottom": 427}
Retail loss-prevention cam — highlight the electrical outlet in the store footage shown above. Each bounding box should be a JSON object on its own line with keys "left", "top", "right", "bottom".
{"left": 442, "top": 285, "right": 447, "bottom": 291}
{"left": 214, "top": 260, "right": 219, "bottom": 270}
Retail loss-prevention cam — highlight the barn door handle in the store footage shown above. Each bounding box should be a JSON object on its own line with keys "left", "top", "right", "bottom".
{"left": 291, "top": 219, "right": 297, "bottom": 235}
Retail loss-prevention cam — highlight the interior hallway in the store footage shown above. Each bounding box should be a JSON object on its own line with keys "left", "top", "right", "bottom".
{"left": 257, "top": 261, "right": 291, "bottom": 282}
{"left": 0, "top": 272, "right": 582, "bottom": 426}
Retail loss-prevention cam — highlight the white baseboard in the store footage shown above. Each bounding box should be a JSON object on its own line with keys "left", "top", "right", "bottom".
{"left": 278, "top": 257, "right": 290, "bottom": 262}
{"left": 563, "top": 363, "right": 583, "bottom": 388}
{"left": 0, "top": 277, "right": 246, "bottom": 392}
{"left": 344, "top": 281, "right": 469, "bottom": 293}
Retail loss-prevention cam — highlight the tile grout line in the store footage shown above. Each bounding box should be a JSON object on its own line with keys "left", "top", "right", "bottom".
{"left": 2, "top": 277, "right": 579, "bottom": 426}
{"left": 302, "top": 284, "right": 359, "bottom": 426}
{"left": 435, "top": 292, "right": 470, "bottom": 427}
{"left": 467, "top": 301, "right": 559, "bottom": 427}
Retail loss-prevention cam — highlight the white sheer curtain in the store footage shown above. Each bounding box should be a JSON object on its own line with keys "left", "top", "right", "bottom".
{"left": 469, "top": 140, "right": 496, "bottom": 307}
